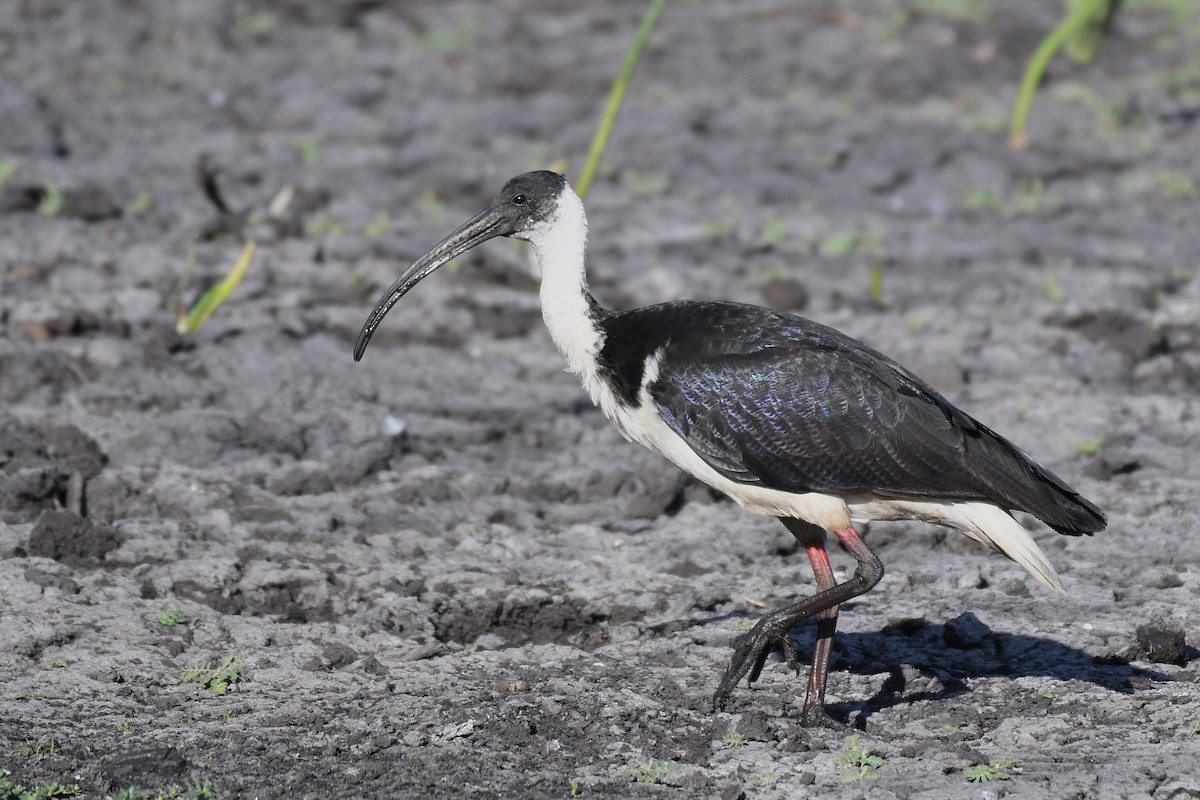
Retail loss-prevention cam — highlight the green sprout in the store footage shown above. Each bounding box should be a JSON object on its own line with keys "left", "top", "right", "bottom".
{"left": 232, "top": 10, "right": 278, "bottom": 38}
{"left": 292, "top": 135, "right": 323, "bottom": 166}
{"left": 965, "top": 181, "right": 1063, "bottom": 217}
{"left": 1155, "top": 173, "right": 1200, "bottom": 201}
{"left": 0, "top": 771, "right": 82, "bottom": 799}
{"left": 575, "top": 0, "right": 668, "bottom": 199}
{"left": 177, "top": 240, "right": 257, "bottom": 334}
{"left": 819, "top": 226, "right": 885, "bottom": 257}
{"left": 1044, "top": 271, "right": 1067, "bottom": 303}
{"left": 914, "top": 0, "right": 988, "bottom": 23}
{"left": 37, "top": 184, "right": 63, "bottom": 216}
{"left": 722, "top": 731, "right": 748, "bottom": 748}
{"left": 408, "top": 16, "right": 481, "bottom": 54}
{"left": 125, "top": 191, "right": 153, "bottom": 217}
{"left": 759, "top": 216, "right": 790, "bottom": 248}
{"left": 838, "top": 734, "right": 885, "bottom": 783}
{"left": 156, "top": 607, "right": 188, "bottom": 627}
{"left": 304, "top": 214, "right": 345, "bottom": 238}
{"left": 622, "top": 758, "right": 683, "bottom": 784}
{"left": 964, "top": 748, "right": 1021, "bottom": 782}
{"left": 869, "top": 264, "right": 885, "bottom": 304}
{"left": 181, "top": 654, "right": 246, "bottom": 695}
{"left": 1010, "top": 0, "right": 1119, "bottom": 149}
{"left": 623, "top": 169, "right": 670, "bottom": 199}
{"left": 364, "top": 212, "right": 393, "bottom": 237}
{"left": 17, "top": 735, "right": 60, "bottom": 757}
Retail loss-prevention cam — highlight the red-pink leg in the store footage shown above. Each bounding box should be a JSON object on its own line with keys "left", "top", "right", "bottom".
{"left": 712, "top": 522, "right": 883, "bottom": 723}
{"left": 802, "top": 533, "right": 839, "bottom": 721}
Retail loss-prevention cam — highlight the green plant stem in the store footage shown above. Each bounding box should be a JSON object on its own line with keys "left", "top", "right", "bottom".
{"left": 1010, "top": 0, "right": 1108, "bottom": 150}
{"left": 181, "top": 240, "right": 257, "bottom": 334}
{"left": 575, "top": 0, "right": 668, "bottom": 199}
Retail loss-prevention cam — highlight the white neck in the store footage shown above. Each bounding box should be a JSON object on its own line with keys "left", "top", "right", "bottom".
{"left": 530, "top": 184, "right": 605, "bottom": 393}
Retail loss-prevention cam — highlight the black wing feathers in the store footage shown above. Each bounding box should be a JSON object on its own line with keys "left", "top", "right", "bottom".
{"left": 601, "top": 302, "right": 1105, "bottom": 536}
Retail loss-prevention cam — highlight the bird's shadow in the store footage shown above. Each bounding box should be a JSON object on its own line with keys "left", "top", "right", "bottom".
{"left": 680, "top": 610, "right": 1176, "bottom": 726}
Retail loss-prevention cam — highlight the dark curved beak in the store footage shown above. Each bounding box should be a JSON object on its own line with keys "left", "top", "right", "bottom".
{"left": 354, "top": 206, "right": 510, "bottom": 361}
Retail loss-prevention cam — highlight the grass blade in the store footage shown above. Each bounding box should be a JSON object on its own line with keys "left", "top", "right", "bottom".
{"left": 575, "top": 0, "right": 668, "bottom": 199}
{"left": 1010, "top": 0, "right": 1112, "bottom": 150}
{"left": 179, "top": 240, "right": 257, "bottom": 334}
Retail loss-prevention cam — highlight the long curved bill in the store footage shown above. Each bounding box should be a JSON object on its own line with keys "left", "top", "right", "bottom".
{"left": 353, "top": 206, "right": 509, "bottom": 361}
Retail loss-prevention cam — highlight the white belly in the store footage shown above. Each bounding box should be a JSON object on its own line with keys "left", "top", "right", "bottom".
{"left": 602, "top": 385, "right": 857, "bottom": 532}
{"left": 592, "top": 381, "right": 1063, "bottom": 593}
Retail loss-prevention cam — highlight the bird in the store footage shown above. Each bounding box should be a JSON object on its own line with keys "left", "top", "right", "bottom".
{"left": 354, "top": 170, "right": 1106, "bottom": 725}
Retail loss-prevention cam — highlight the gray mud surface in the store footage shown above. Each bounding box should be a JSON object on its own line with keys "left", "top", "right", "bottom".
{"left": 2, "top": 1, "right": 1200, "bottom": 797}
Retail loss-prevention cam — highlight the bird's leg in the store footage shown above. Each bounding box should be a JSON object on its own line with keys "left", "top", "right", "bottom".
{"left": 797, "top": 528, "right": 841, "bottom": 726}
{"left": 712, "top": 525, "right": 883, "bottom": 715}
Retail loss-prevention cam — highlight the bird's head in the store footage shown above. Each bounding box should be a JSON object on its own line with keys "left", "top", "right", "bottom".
{"left": 353, "top": 170, "right": 572, "bottom": 361}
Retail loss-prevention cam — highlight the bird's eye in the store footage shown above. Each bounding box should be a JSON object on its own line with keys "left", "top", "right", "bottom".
{"left": 512, "top": 194, "right": 526, "bottom": 206}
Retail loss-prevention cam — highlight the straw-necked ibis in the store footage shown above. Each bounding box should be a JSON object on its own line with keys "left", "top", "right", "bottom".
{"left": 354, "top": 171, "right": 1106, "bottom": 724}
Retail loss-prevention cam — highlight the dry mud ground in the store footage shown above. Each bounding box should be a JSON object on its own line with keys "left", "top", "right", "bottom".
{"left": 2, "top": 1, "right": 1200, "bottom": 797}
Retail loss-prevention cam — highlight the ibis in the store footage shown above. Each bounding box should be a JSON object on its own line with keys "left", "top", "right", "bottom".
{"left": 354, "top": 171, "right": 1106, "bottom": 724}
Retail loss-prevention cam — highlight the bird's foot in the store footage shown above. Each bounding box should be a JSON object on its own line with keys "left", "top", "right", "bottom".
{"left": 711, "top": 616, "right": 798, "bottom": 710}
{"left": 798, "top": 704, "right": 846, "bottom": 729}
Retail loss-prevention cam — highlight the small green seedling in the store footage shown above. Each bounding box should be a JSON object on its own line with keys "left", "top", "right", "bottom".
{"left": 722, "top": 731, "right": 748, "bottom": 748}
{"left": 177, "top": 240, "right": 257, "bottom": 334}
{"left": 728, "top": 618, "right": 754, "bottom": 632}
{"left": 965, "top": 749, "right": 1021, "bottom": 782}
{"left": 408, "top": 16, "right": 481, "bottom": 54}
{"left": 125, "top": 191, "right": 153, "bottom": 217}
{"left": 232, "top": 10, "right": 278, "bottom": 37}
{"left": 1010, "top": 0, "right": 1118, "bottom": 149}
{"left": 575, "top": 0, "right": 667, "bottom": 198}
{"left": 18, "top": 735, "right": 61, "bottom": 757}
{"left": 966, "top": 182, "right": 1063, "bottom": 218}
{"left": 138, "top": 776, "right": 224, "bottom": 799}
{"left": 1075, "top": 435, "right": 1104, "bottom": 456}
{"left": 820, "top": 230, "right": 861, "bottom": 257}
{"left": 292, "top": 135, "right": 323, "bottom": 166}
{"left": 1044, "top": 272, "right": 1067, "bottom": 303}
{"left": 0, "top": 159, "right": 16, "bottom": 187}
{"left": 364, "top": 212, "right": 393, "bottom": 237}
{"left": 1156, "top": 173, "right": 1200, "bottom": 201}
{"left": 37, "top": 184, "right": 63, "bottom": 216}
{"left": 622, "top": 169, "right": 670, "bottom": 199}
{"left": 569, "top": 778, "right": 581, "bottom": 797}
{"left": 623, "top": 758, "right": 683, "bottom": 784}
{"left": 759, "top": 216, "right": 791, "bottom": 248}
{"left": 0, "top": 772, "right": 82, "bottom": 799}
{"left": 869, "top": 264, "right": 885, "bottom": 304}
{"left": 838, "top": 734, "right": 885, "bottom": 783}
{"left": 181, "top": 654, "right": 246, "bottom": 695}
{"left": 157, "top": 607, "right": 188, "bottom": 627}
{"left": 914, "top": 0, "right": 988, "bottom": 23}
{"left": 304, "top": 213, "right": 345, "bottom": 238}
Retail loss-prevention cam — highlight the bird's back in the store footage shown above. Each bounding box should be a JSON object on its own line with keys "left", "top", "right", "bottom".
{"left": 596, "top": 301, "right": 1105, "bottom": 536}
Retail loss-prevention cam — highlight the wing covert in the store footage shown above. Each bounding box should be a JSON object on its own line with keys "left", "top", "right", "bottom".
{"left": 651, "top": 339, "right": 973, "bottom": 499}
